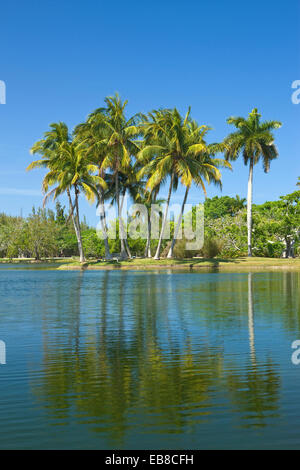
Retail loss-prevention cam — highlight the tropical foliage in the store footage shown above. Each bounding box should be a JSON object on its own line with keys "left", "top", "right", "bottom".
{"left": 21, "top": 96, "right": 286, "bottom": 261}
{"left": 27, "top": 123, "right": 105, "bottom": 262}
{"left": 223, "top": 108, "right": 281, "bottom": 257}
{"left": 1, "top": 191, "right": 299, "bottom": 260}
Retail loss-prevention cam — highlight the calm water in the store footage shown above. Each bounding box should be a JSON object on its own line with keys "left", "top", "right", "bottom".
{"left": 0, "top": 267, "right": 300, "bottom": 449}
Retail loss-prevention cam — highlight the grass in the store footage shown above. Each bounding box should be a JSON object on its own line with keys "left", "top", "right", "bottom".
{"left": 0, "top": 257, "right": 75, "bottom": 264}
{"left": 2, "top": 257, "right": 300, "bottom": 272}
{"left": 56, "top": 257, "right": 300, "bottom": 271}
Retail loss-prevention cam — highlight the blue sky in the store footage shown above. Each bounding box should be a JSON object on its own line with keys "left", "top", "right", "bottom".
{"left": 0, "top": 0, "right": 299, "bottom": 225}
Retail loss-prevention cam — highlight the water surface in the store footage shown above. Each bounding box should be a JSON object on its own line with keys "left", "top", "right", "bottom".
{"left": 0, "top": 267, "right": 300, "bottom": 449}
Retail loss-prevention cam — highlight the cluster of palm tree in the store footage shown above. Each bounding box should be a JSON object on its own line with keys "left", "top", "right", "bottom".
{"left": 27, "top": 95, "right": 281, "bottom": 261}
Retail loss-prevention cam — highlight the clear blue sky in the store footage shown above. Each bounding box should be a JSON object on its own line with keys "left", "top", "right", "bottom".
{"left": 0, "top": 0, "right": 299, "bottom": 225}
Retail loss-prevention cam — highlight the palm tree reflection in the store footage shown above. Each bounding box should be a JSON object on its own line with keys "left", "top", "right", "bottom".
{"left": 248, "top": 273, "right": 256, "bottom": 365}
{"left": 32, "top": 271, "right": 282, "bottom": 444}
{"left": 226, "top": 273, "right": 280, "bottom": 428}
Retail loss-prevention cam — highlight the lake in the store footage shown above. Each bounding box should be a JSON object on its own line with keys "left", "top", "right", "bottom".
{"left": 0, "top": 267, "right": 300, "bottom": 449}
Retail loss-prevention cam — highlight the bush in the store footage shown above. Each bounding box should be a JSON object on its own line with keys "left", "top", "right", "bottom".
{"left": 82, "top": 229, "right": 104, "bottom": 258}
{"left": 199, "top": 238, "right": 223, "bottom": 258}
{"left": 252, "top": 240, "right": 284, "bottom": 258}
{"left": 161, "top": 238, "right": 198, "bottom": 259}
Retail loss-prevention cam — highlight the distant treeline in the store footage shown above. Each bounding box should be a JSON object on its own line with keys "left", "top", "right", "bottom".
{"left": 1, "top": 192, "right": 299, "bottom": 260}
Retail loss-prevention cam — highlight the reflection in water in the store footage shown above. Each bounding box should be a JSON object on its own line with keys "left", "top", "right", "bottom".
{"left": 27, "top": 271, "right": 288, "bottom": 447}
{"left": 34, "top": 272, "right": 225, "bottom": 445}
{"left": 248, "top": 273, "right": 256, "bottom": 364}
{"left": 2, "top": 269, "right": 300, "bottom": 448}
{"left": 225, "top": 273, "right": 281, "bottom": 429}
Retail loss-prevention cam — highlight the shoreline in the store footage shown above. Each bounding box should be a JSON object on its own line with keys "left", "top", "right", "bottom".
{"left": 1, "top": 257, "right": 300, "bottom": 272}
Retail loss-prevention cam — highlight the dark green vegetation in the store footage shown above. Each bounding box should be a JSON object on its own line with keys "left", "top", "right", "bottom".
{"left": 24, "top": 95, "right": 284, "bottom": 262}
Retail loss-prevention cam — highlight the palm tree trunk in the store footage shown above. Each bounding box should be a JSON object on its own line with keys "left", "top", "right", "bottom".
{"left": 99, "top": 190, "right": 112, "bottom": 260}
{"left": 167, "top": 186, "right": 190, "bottom": 259}
{"left": 116, "top": 172, "right": 127, "bottom": 259}
{"left": 154, "top": 174, "right": 174, "bottom": 260}
{"left": 145, "top": 190, "right": 158, "bottom": 258}
{"left": 247, "top": 159, "right": 254, "bottom": 257}
{"left": 145, "top": 211, "right": 152, "bottom": 258}
{"left": 103, "top": 229, "right": 111, "bottom": 260}
{"left": 74, "top": 188, "right": 85, "bottom": 263}
{"left": 67, "top": 188, "right": 85, "bottom": 263}
{"left": 120, "top": 191, "right": 132, "bottom": 258}
{"left": 124, "top": 239, "right": 132, "bottom": 258}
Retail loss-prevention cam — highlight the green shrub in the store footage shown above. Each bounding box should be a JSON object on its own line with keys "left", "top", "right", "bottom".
{"left": 200, "top": 238, "right": 223, "bottom": 258}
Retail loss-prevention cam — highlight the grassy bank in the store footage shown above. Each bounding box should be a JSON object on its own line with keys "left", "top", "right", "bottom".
{"left": 2, "top": 257, "right": 300, "bottom": 271}
{"left": 56, "top": 257, "right": 300, "bottom": 272}
{"left": 0, "top": 258, "right": 75, "bottom": 265}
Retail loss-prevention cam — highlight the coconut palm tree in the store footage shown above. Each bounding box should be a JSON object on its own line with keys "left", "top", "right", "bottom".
{"left": 132, "top": 189, "right": 164, "bottom": 258}
{"left": 166, "top": 122, "right": 231, "bottom": 258}
{"left": 88, "top": 94, "right": 141, "bottom": 259}
{"left": 137, "top": 109, "right": 182, "bottom": 259}
{"left": 74, "top": 115, "right": 113, "bottom": 259}
{"left": 27, "top": 123, "right": 105, "bottom": 262}
{"left": 143, "top": 192, "right": 159, "bottom": 258}
{"left": 102, "top": 169, "right": 143, "bottom": 258}
{"left": 223, "top": 109, "right": 281, "bottom": 257}
{"left": 138, "top": 108, "right": 229, "bottom": 259}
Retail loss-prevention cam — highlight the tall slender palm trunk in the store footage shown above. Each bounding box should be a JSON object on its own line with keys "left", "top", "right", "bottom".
{"left": 120, "top": 191, "right": 132, "bottom": 258}
{"left": 167, "top": 186, "right": 190, "bottom": 258}
{"left": 247, "top": 158, "right": 254, "bottom": 257}
{"left": 67, "top": 188, "right": 85, "bottom": 263}
{"left": 99, "top": 191, "right": 112, "bottom": 260}
{"left": 145, "top": 211, "right": 152, "bottom": 258}
{"left": 100, "top": 202, "right": 111, "bottom": 259}
{"left": 154, "top": 174, "right": 174, "bottom": 260}
{"left": 115, "top": 172, "right": 127, "bottom": 259}
{"left": 247, "top": 159, "right": 254, "bottom": 257}
{"left": 145, "top": 191, "right": 158, "bottom": 258}
{"left": 124, "top": 239, "right": 132, "bottom": 258}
